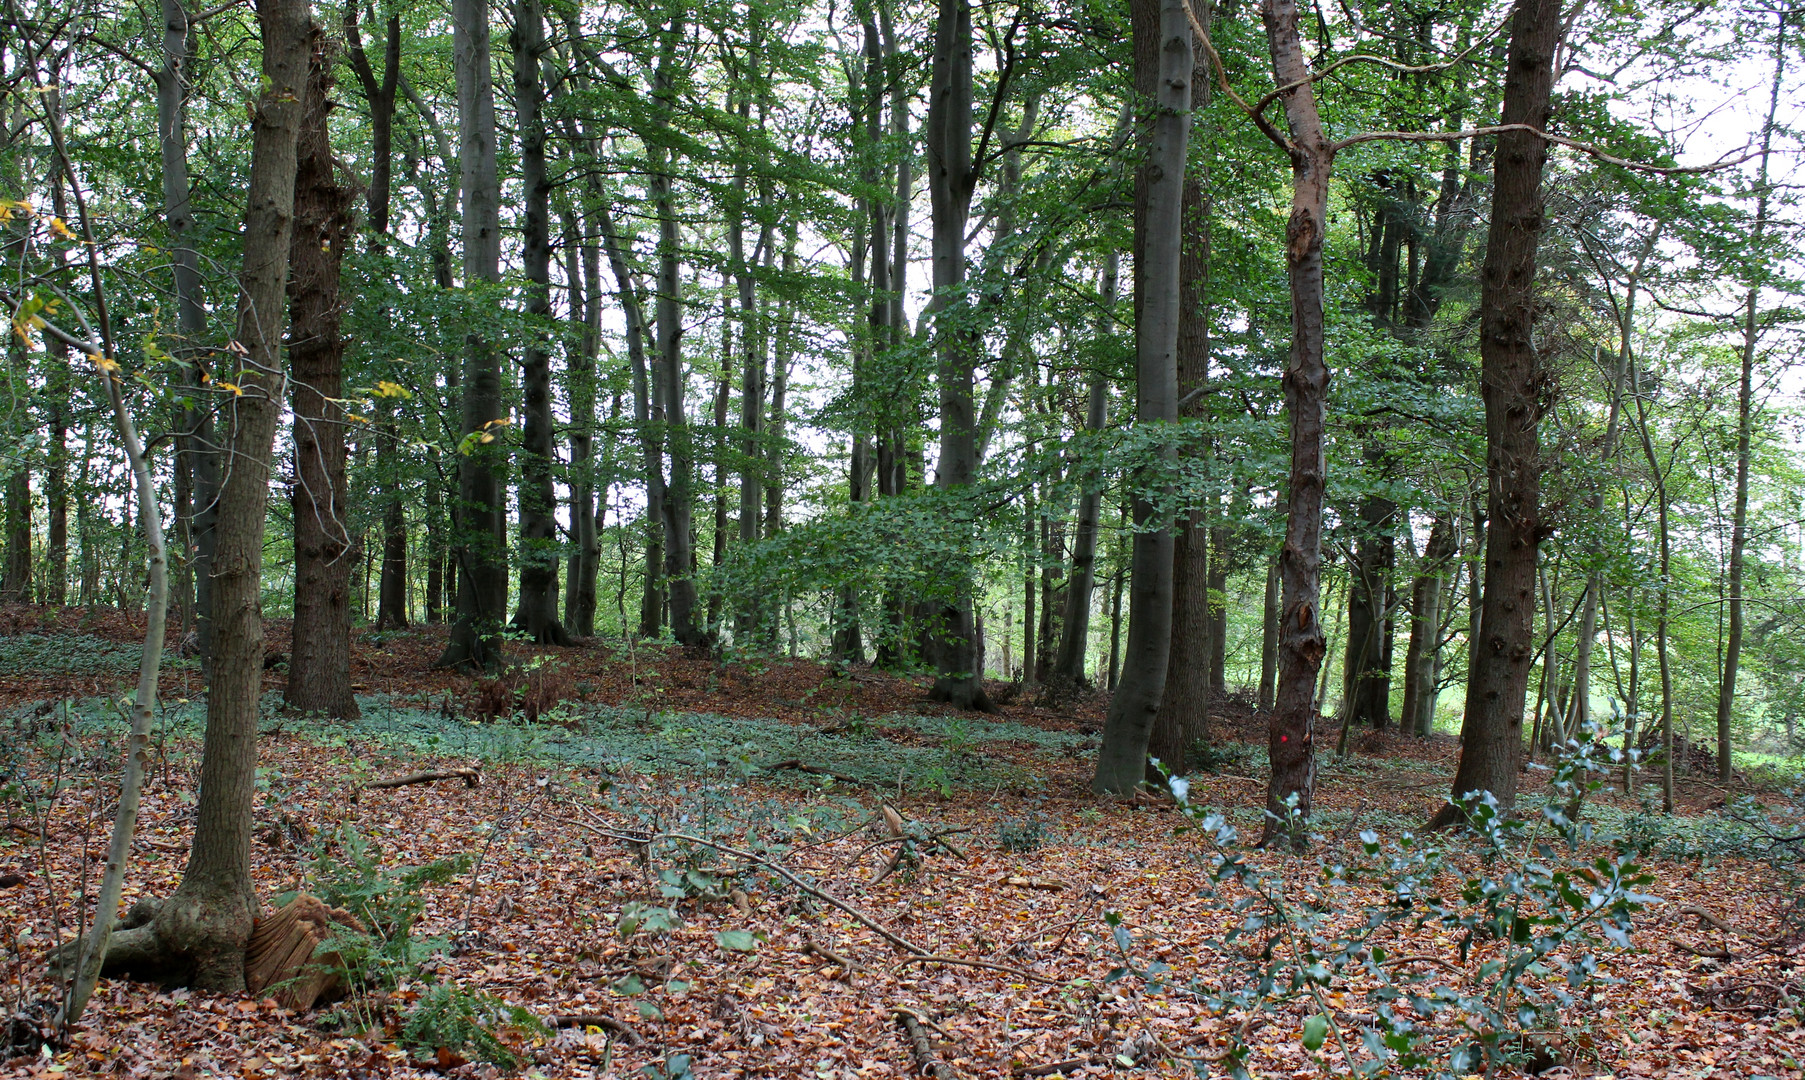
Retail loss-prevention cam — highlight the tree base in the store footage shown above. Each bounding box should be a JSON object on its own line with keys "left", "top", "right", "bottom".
{"left": 47, "top": 892, "right": 357, "bottom": 1006}
{"left": 928, "top": 676, "right": 998, "bottom": 714}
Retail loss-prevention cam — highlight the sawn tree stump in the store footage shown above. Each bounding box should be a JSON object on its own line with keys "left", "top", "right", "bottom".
{"left": 243, "top": 894, "right": 363, "bottom": 1010}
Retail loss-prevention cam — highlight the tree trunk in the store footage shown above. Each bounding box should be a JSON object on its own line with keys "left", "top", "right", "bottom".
{"left": 922, "top": 0, "right": 993, "bottom": 711}
{"left": 563, "top": 208, "right": 601, "bottom": 637}
{"left": 1343, "top": 485, "right": 1396, "bottom": 729}
{"left": 1258, "top": 558, "right": 1279, "bottom": 710}
{"left": 1148, "top": 11, "right": 1213, "bottom": 774}
{"left": 56, "top": 291, "right": 170, "bottom": 1033}
{"left": 1719, "top": 18, "right": 1784, "bottom": 782}
{"left": 1091, "top": 0, "right": 1190, "bottom": 793}
{"left": 438, "top": 0, "right": 510, "bottom": 670}
{"left": 509, "top": 0, "right": 568, "bottom": 645}
{"left": 100, "top": 0, "right": 309, "bottom": 989}
{"left": 648, "top": 9, "right": 702, "bottom": 649}
{"left": 1428, "top": 0, "right": 1562, "bottom": 830}
{"left": 1401, "top": 514, "right": 1454, "bottom": 737}
{"left": 1260, "top": 0, "right": 1333, "bottom": 848}
{"left": 286, "top": 34, "right": 360, "bottom": 721}
{"left": 346, "top": 4, "right": 408, "bottom": 633}
{"left": 155, "top": 0, "right": 220, "bottom": 670}
{"left": 1049, "top": 255, "right": 1117, "bottom": 690}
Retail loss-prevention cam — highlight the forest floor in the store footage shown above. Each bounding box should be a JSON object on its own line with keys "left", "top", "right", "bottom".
{"left": 4, "top": 603, "right": 1805, "bottom": 1079}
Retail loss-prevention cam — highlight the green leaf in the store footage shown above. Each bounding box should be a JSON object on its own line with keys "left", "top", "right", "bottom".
{"left": 1302, "top": 1013, "right": 1329, "bottom": 1052}
{"left": 716, "top": 929, "right": 759, "bottom": 952}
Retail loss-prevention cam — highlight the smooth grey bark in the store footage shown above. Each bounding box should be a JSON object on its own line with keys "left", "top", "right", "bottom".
{"left": 438, "top": 0, "right": 510, "bottom": 670}
{"left": 510, "top": 0, "right": 568, "bottom": 645}
{"left": 1091, "top": 0, "right": 1191, "bottom": 793}
{"left": 345, "top": 2, "right": 408, "bottom": 632}
{"left": 648, "top": 8, "right": 703, "bottom": 648}
{"left": 563, "top": 207, "right": 601, "bottom": 637}
{"left": 923, "top": 0, "right": 993, "bottom": 710}
{"left": 155, "top": 0, "right": 219, "bottom": 666}
{"left": 1401, "top": 514, "right": 1455, "bottom": 736}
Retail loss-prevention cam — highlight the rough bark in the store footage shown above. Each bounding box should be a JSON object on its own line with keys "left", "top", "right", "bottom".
{"left": 1428, "top": 0, "right": 1562, "bottom": 830}
{"left": 1091, "top": 0, "right": 1190, "bottom": 794}
{"left": 286, "top": 34, "right": 360, "bottom": 721}
{"left": 1259, "top": 0, "right": 1332, "bottom": 848}
{"left": 437, "top": 0, "right": 510, "bottom": 670}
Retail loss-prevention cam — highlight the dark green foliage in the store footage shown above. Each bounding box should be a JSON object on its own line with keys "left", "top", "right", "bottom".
{"left": 400, "top": 983, "right": 547, "bottom": 1068}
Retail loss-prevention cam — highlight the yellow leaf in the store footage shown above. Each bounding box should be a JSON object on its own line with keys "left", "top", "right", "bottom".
{"left": 373, "top": 380, "right": 412, "bottom": 399}
{"left": 216, "top": 381, "right": 242, "bottom": 395}
{"left": 50, "top": 217, "right": 77, "bottom": 241}
{"left": 92, "top": 353, "right": 120, "bottom": 373}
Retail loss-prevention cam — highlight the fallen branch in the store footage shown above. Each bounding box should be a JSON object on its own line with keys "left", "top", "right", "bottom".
{"left": 362, "top": 767, "right": 481, "bottom": 792}
{"left": 1017, "top": 1055, "right": 1107, "bottom": 1076}
{"left": 564, "top": 816, "right": 928, "bottom": 956}
{"left": 766, "top": 760, "right": 869, "bottom": 786}
{"left": 895, "top": 1008, "right": 957, "bottom": 1079}
{"left": 548, "top": 1013, "right": 645, "bottom": 1045}
{"left": 1679, "top": 905, "right": 1770, "bottom": 944}
{"left": 803, "top": 934, "right": 859, "bottom": 981}
{"left": 1380, "top": 954, "right": 1468, "bottom": 976}
{"left": 891, "top": 953, "right": 1060, "bottom": 984}
{"left": 1673, "top": 942, "right": 1735, "bottom": 961}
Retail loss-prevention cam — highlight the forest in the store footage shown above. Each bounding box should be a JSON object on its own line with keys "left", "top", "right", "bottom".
{"left": 5, "top": 0, "right": 1805, "bottom": 1074}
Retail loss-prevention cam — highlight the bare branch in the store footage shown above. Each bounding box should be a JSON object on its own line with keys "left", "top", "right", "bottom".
{"left": 1331, "top": 123, "right": 1756, "bottom": 175}
{"left": 1181, "top": 0, "right": 1291, "bottom": 153}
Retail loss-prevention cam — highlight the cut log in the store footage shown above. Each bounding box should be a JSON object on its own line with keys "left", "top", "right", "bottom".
{"left": 895, "top": 1008, "right": 957, "bottom": 1079}
{"left": 243, "top": 893, "right": 364, "bottom": 1010}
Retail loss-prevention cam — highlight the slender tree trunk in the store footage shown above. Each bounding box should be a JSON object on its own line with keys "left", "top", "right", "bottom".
{"left": 563, "top": 208, "right": 601, "bottom": 637}
{"left": 1428, "top": 0, "right": 1563, "bottom": 830}
{"left": 94, "top": 0, "right": 308, "bottom": 989}
{"left": 1258, "top": 558, "right": 1279, "bottom": 710}
{"left": 648, "top": 9, "right": 702, "bottom": 648}
{"left": 1718, "top": 17, "right": 1785, "bottom": 782}
{"left": 1343, "top": 483, "right": 1396, "bottom": 728}
{"left": 438, "top": 0, "right": 510, "bottom": 670}
{"left": 509, "top": 0, "right": 568, "bottom": 645}
{"left": 1401, "top": 514, "right": 1454, "bottom": 737}
{"left": 152, "top": 0, "right": 220, "bottom": 668}
{"left": 1092, "top": 0, "right": 1190, "bottom": 793}
{"left": 347, "top": 4, "right": 408, "bottom": 632}
{"left": 1259, "top": 0, "right": 1333, "bottom": 848}
{"left": 286, "top": 34, "right": 360, "bottom": 720}
{"left": 597, "top": 200, "right": 665, "bottom": 639}
{"left": 1050, "top": 256, "right": 1117, "bottom": 689}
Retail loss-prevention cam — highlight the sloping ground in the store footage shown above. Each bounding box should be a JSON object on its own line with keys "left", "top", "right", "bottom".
{"left": 6, "top": 604, "right": 1805, "bottom": 1078}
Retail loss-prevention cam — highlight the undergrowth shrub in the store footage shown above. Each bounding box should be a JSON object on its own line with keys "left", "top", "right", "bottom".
{"left": 303, "top": 825, "right": 471, "bottom": 1011}
{"left": 466, "top": 656, "right": 579, "bottom": 724}
{"left": 401, "top": 983, "right": 546, "bottom": 1068}
{"left": 1123, "top": 723, "right": 1654, "bottom": 1079}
